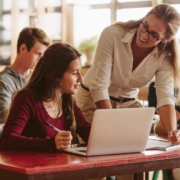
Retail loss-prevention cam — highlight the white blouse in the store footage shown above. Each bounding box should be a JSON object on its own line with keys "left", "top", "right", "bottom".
{"left": 83, "top": 24, "right": 176, "bottom": 109}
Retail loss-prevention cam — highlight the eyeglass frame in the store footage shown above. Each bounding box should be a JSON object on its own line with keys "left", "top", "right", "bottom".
{"left": 139, "top": 22, "right": 168, "bottom": 42}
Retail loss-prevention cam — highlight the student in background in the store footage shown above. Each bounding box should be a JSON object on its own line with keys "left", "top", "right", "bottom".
{"left": 76, "top": 3, "right": 180, "bottom": 145}
{"left": 0, "top": 43, "right": 90, "bottom": 151}
{"left": 148, "top": 81, "right": 179, "bottom": 109}
{"left": 0, "top": 27, "right": 51, "bottom": 123}
{"left": 148, "top": 82, "right": 157, "bottom": 109}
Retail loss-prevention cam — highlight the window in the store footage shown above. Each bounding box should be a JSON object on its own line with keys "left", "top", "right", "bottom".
{"left": 117, "top": 7, "right": 151, "bottom": 21}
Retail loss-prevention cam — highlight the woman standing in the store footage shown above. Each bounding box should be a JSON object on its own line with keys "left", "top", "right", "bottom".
{"left": 76, "top": 3, "right": 180, "bottom": 143}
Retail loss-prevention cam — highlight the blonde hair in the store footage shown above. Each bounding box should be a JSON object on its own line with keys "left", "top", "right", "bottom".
{"left": 115, "top": 3, "right": 180, "bottom": 89}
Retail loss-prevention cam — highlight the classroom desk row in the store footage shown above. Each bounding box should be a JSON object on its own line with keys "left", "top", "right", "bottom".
{"left": 0, "top": 149, "right": 180, "bottom": 180}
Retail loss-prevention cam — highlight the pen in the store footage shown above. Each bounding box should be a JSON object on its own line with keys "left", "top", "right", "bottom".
{"left": 44, "top": 122, "right": 61, "bottom": 132}
{"left": 44, "top": 122, "right": 73, "bottom": 148}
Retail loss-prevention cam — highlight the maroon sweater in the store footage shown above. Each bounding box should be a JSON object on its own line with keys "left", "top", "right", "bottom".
{"left": 0, "top": 90, "right": 91, "bottom": 151}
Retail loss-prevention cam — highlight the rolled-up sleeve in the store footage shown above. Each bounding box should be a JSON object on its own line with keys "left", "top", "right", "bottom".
{"left": 89, "top": 27, "right": 114, "bottom": 103}
{"left": 155, "top": 56, "right": 176, "bottom": 109}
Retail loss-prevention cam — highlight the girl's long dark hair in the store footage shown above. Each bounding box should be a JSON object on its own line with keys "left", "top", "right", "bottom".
{"left": 17, "top": 43, "right": 81, "bottom": 132}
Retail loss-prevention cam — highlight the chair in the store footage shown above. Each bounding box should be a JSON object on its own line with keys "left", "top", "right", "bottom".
{"left": 152, "top": 170, "right": 172, "bottom": 180}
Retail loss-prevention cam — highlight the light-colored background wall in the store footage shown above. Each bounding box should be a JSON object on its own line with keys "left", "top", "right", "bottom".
{"left": 0, "top": 0, "right": 179, "bottom": 67}
{"left": 0, "top": 0, "right": 179, "bottom": 102}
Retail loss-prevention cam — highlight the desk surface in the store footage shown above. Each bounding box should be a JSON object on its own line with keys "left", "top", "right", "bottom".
{"left": 0, "top": 150, "right": 180, "bottom": 180}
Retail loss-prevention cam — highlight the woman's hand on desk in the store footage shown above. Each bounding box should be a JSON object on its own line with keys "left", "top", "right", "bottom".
{"left": 55, "top": 131, "right": 73, "bottom": 150}
{"left": 168, "top": 130, "right": 180, "bottom": 144}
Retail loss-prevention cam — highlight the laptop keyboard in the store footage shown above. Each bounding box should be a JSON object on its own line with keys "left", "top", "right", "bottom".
{"left": 75, "top": 150, "right": 87, "bottom": 153}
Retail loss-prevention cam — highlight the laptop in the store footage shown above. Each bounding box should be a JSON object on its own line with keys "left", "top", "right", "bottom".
{"left": 64, "top": 107, "right": 155, "bottom": 156}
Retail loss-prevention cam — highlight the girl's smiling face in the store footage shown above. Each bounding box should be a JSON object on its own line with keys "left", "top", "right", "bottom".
{"left": 60, "top": 58, "right": 83, "bottom": 94}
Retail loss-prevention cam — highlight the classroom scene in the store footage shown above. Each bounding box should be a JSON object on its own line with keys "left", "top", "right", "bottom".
{"left": 0, "top": 0, "right": 180, "bottom": 180}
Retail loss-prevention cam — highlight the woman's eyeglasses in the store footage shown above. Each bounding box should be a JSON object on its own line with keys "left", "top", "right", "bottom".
{"left": 139, "top": 22, "right": 166, "bottom": 42}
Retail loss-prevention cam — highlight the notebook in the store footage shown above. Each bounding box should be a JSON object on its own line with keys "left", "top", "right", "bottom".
{"left": 146, "top": 136, "right": 180, "bottom": 152}
{"left": 64, "top": 107, "right": 155, "bottom": 156}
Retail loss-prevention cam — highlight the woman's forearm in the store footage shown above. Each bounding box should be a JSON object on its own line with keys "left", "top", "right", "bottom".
{"left": 158, "top": 105, "right": 177, "bottom": 134}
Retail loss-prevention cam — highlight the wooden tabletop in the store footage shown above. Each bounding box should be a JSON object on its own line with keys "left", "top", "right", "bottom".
{"left": 0, "top": 150, "right": 180, "bottom": 180}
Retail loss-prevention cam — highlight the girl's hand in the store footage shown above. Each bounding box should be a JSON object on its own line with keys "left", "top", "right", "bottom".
{"left": 55, "top": 131, "right": 73, "bottom": 150}
{"left": 168, "top": 130, "right": 180, "bottom": 144}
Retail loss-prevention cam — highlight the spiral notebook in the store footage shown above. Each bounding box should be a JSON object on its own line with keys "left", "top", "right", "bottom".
{"left": 64, "top": 107, "right": 155, "bottom": 156}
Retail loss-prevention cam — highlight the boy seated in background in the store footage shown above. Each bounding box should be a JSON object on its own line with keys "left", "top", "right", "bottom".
{"left": 0, "top": 27, "right": 51, "bottom": 123}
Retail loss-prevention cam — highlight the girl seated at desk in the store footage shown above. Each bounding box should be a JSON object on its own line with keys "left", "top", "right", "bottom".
{"left": 0, "top": 43, "right": 91, "bottom": 151}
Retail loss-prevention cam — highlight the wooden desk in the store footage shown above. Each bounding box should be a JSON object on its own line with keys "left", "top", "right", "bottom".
{"left": 0, "top": 150, "right": 180, "bottom": 180}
